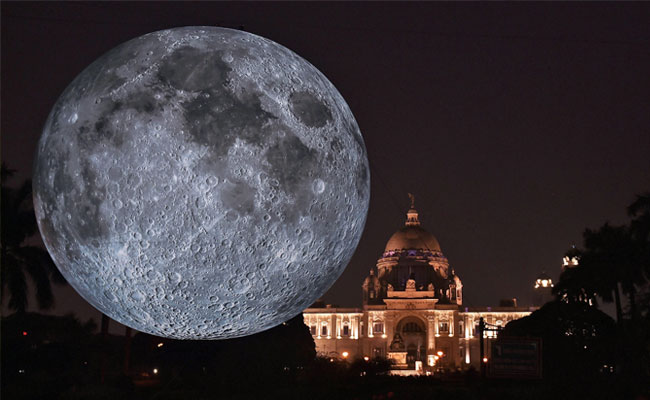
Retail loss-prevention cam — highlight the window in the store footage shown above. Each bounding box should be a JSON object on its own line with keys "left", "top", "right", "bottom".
{"left": 373, "top": 322, "right": 384, "bottom": 334}
{"left": 372, "top": 347, "right": 384, "bottom": 358}
{"left": 403, "top": 322, "right": 422, "bottom": 333}
{"left": 321, "top": 325, "right": 328, "bottom": 336}
{"left": 439, "top": 322, "right": 449, "bottom": 333}
{"left": 342, "top": 325, "right": 350, "bottom": 336}
{"left": 310, "top": 325, "right": 317, "bottom": 335}
{"left": 369, "top": 290, "right": 375, "bottom": 299}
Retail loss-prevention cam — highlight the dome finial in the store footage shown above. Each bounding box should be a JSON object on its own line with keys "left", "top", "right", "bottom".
{"left": 406, "top": 193, "right": 420, "bottom": 226}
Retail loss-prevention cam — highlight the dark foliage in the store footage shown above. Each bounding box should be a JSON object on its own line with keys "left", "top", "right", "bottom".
{"left": 502, "top": 300, "right": 616, "bottom": 381}
{"left": 532, "top": 191, "right": 650, "bottom": 395}
{"left": 1, "top": 163, "right": 66, "bottom": 312}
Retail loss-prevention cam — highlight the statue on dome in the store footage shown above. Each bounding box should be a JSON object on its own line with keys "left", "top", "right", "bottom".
{"left": 387, "top": 283, "right": 394, "bottom": 291}
{"left": 427, "top": 283, "right": 434, "bottom": 291}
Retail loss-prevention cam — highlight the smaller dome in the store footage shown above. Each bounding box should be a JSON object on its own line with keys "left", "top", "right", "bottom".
{"left": 362, "top": 269, "right": 379, "bottom": 288}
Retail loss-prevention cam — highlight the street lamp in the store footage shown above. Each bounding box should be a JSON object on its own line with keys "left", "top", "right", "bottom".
{"left": 342, "top": 351, "right": 349, "bottom": 358}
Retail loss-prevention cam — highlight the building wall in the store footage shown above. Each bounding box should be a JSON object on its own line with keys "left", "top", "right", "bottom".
{"left": 303, "top": 306, "right": 533, "bottom": 372}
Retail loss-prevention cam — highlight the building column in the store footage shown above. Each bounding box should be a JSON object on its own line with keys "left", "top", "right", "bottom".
{"left": 449, "top": 313, "right": 454, "bottom": 336}
{"left": 434, "top": 313, "right": 440, "bottom": 337}
{"left": 427, "top": 315, "right": 436, "bottom": 351}
{"left": 335, "top": 315, "right": 341, "bottom": 339}
{"left": 385, "top": 312, "right": 394, "bottom": 340}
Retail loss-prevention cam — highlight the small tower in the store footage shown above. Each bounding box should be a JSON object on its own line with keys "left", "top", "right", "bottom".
{"left": 533, "top": 270, "right": 554, "bottom": 306}
{"left": 406, "top": 193, "right": 420, "bottom": 226}
{"left": 362, "top": 269, "right": 381, "bottom": 305}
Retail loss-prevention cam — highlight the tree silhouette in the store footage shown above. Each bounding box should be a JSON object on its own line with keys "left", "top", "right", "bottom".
{"left": 1, "top": 163, "right": 65, "bottom": 312}
{"left": 628, "top": 192, "right": 650, "bottom": 243}
{"left": 552, "top": 191, "right": 650, "bottom": 385}
{"left": 627, "top": 192, "right": 650, "bottom": 316}
{"left": 555, "top": 220, "right": 648, "bottom": 323}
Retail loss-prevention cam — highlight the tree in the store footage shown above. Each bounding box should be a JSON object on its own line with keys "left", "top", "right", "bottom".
{"left": 1, "top": 163, "right": 65, "bottom": 312}
{"left": 627, "top": 192, "right": 650, "bottom": 316}
{"left": 628, "top": 192, "right": 650, "bottom": 244}
{"left": 553, "top": 192, "right": 650, "bottom": 386}
{"left": 555, "top": 221, "right": 647, "bottom": 323}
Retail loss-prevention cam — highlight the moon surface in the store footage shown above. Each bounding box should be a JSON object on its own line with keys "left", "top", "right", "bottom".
{"left": 33, "top": 27, "right": 369, "bottom": 339}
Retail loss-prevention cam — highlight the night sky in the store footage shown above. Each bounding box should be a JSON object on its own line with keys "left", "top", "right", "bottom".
{"left": 3, "top": 2, "right": 649, "bottom": 332}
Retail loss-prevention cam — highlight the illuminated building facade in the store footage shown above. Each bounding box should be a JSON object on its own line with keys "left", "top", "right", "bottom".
{"left": 303, "top": 198, "right": 534, "bottom": 374}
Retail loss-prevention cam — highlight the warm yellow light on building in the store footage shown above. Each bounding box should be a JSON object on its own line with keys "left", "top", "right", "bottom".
{"left": 342, "top": 351, "right": 349, "bottom": 358}
{"left": 153, "top": 368, "right": 159, "bottom": 374}
{"left": 535, "top": 277, "right": 554, "bottom": 289}
{"left": 482, "top": 357, "right": 488, "bottom": 363}
{"left": 436, "top": 350, "right": 444, "bottom": 357}
{"left": 157, "top": 342, "right": 164, "bottom": 348}
{"left": 363, "top": 356, "right": 370, "bottom": 361}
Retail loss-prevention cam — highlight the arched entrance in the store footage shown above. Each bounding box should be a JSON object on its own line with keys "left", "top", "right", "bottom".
{"left": 396, "top": 316, "right": 427, "bottom": 368}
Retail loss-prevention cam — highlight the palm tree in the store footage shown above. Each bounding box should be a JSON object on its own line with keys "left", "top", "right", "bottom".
{"left": 1, "top": 163, "right": 65, "bottom": 313}
{"left": 628, "top": 192, "right": 650, "bottom": 241}
{"left": 556, "top": 192, "right": 650, "bottom": 323}
{"left": 627, "top": 192, "right": 650, "bottom": 318}
{"left": 556, "top": 224, "right": 632, "bottom": 323}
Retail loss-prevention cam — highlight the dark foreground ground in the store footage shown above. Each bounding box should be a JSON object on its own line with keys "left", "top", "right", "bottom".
{"left": 3, "top": 372, "right": 648, "bottom": 400}
{"left": 4, "top": 312, "right": 649, "bottom": 400}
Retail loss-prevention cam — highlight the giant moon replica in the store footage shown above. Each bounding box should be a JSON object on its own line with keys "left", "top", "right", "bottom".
{"left": 33, "top": 27, "right": 369, "bottom": 339}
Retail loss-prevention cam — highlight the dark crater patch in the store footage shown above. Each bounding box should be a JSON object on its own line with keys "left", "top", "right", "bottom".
{"left": 158, "top": 46, "right": 231, "bottom": 93}
{"left": 182, "top": 86, "right": 276, "bottom": 156}
{"left": 289, "top": 91, "right": 332, "bottom": 128}
{"left": 93, "top": 117, "right": 124, "bottom": 148}
{"left": 265, "top": 133, "right": 317, "bottom": 194}
{"left": 122, "top": 90, "right": 159, "bottom": 114}
{"left": 221, "top": 180, "right": 256, "bottom": 215}
{"left": 330, "top": 137, "right": 344, "bottom": 153}
{"left": 80, "top": 90, "right": 168, "bottom": 150}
